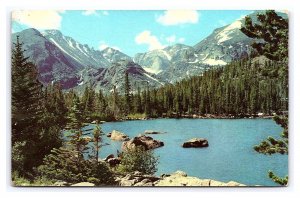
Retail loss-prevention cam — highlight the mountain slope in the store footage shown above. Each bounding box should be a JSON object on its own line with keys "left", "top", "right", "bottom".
{"left": 134, "top": 16, "right": 254, "bottom": 83}
{"left": 43, "top": 30, "right": 111, "bottom": 69}
{"left": 12, "top": 28, "right": 81, "bottom": 89}
{"left": 101, "top": 47, "right": 132, "bottom": 63}
{"left": 76, "top": 60, "right": 165, "bottom": 93}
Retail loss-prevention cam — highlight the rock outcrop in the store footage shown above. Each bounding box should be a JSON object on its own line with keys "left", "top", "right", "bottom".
{"left": 122, "top": 135, "right": 164, "bottom": 151}
{"left": 110, "top": 130, "right": 130, "bottom": 141}
{"left": 115, "top": 170, "right": 245, "bottom": 187}
{"left": 155, "top": 171, "right": 245, "bottom": 186}
{"left": 107, "top": 158, "right": 121, "bottom": 167}
{"left": 115, "top": 171, "right": 160, "bottom": 186}
{"left": 182, "top": 138, "right": 209, "bottom": 148}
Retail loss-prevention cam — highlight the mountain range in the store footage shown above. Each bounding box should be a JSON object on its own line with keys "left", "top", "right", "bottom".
{"left": 12, "top": 11, "right": 286, "bottom": 93}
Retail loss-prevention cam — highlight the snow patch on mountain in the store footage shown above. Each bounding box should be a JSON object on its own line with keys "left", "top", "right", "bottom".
{"left": 188, "top": 59, "right": 199, "bottom": 64}
{"left": 203, "top": 58, "right": 227, "bottom": 66}
{"left": 143, "top": 67, "right": 162, "bottom": 74}
{"left": 49, "top": 38, "right": 84, "bottom": 64}
{"left": 159, "top": 49, "right": 172, "bottom": 60}
{"left": 216, "top": 20, "right": 242, "bottom": 44}
{"left": 144, "top": 73, "right": 164, "bottom": 85}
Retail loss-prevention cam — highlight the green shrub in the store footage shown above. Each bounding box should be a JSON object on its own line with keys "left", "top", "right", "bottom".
{"left": 37, "top": 147, "right": 116, "bottom": 185}
{"left": 117, "top": 146, "right": 158, "bottom": 175}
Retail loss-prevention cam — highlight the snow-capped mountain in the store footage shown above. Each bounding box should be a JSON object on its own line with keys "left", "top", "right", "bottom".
{"left": 42, "top": 30, "right": 111, "bottom": 68}
{"left": 193, "top": 18, "right": 252, "bottom": 64}
{"left": 12, "top": 11, "right": 287, "bottom": 91}
{"left": 12, "top": 28, "right": 164, "bottom": 92}
{"left": 12, "top": 28, "right": 81, "bottom": 89}
{"left": 133, "top": 16, "right": 254, "bottom": 83}
{"left": 134, "top": 44, "right": 207, "bottom": 83}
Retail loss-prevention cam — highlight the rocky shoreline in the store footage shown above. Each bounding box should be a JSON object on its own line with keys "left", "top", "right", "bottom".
{"left": 89, "top": 114, "right": 274, "bottom": 125}
{"left": 52, "top": 170, "right": 245, "bottom": 187}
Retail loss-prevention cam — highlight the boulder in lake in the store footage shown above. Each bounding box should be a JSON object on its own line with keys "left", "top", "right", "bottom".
{"left": 122, "top": 135, "right": 164, "bottom": 151}
{"left": 110, "top": 130, "right": 130, "bottom": 141}
{"left": 144, "top": 130, "right": 166, "bottom": 134}
{"left": 106, "top": 132, "right": 111, "bottom": 137}
{"left": 182, "top": 138, "right": 209, "bottom": 148}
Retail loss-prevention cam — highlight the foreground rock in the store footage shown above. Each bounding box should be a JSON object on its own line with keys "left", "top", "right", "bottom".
{"left": 115, "top": 170, "right": 245, "bottom": 187}
{"left": 115, "top": 171, "right": 160, "bottom": 186}
{"left": 110, "top": 130, "right": 130, "bottom": 141}
{"left": 107, "top": 158, "right": 121, "bottom": 167}
{"left": 122, "top": 135, "right": 164, "bottom": 150}
{"left": 155, "top": 171, "right": 245, "bottom": 186}
{"left": 182, "top": 138, "right": 209, "bottom": 148}
{"left": 144, "top": 130, "right": 167, "bottom": 135}
{"left": 71, "top": 182, "right": 95, "bottom": 186}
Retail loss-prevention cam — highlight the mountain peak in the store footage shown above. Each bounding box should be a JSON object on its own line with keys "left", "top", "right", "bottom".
{"left": 15, "top": 28, "right": 43, "bottom": 37}
{"left": 42, "top": 29, "right": 63, "bottom": 36}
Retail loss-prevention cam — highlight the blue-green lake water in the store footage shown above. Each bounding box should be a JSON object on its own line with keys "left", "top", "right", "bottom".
{"left": 83, "top": 118, "right": 288, "bottom": 186}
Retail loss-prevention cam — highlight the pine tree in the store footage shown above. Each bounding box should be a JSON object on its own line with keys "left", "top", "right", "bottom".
{"left": 92, "top": 124, "right": 105, "bottom": 161}
{"left": 241, "top": 10, "right": 288, "bottom": 62}
{"left": 12, "top": 36, "right": 43, "bottom": 143}
{"left": 241, "top": 10, "right": 288, "bottom": 186}
{"left": 124, "top": 72, "right": 132, "bottom": 114}
{"left": 11, "top": 36, "right": 50, "bottom": 173}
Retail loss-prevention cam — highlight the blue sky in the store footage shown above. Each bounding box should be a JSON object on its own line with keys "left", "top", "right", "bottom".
{"left": 12, "top": 10, "right": 253, "bottom": 56}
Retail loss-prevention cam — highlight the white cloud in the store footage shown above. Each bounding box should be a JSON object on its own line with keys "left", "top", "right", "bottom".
{"left": 82, "top": 10, "right": 109, "bottom": 16}
{"left": 156, "top": 10, "right": 199, "bottom": 26}
{"left": 102, "top": 11, "right": 109, "bottom": 16}
{"left": 12, "top": 10, "right": 62, "bottom": 29}
{"left": 166, "top": 35, "right": 176, "bottom": 43}
{"left": 135, "top": 30, "right": 164, "bottom": 51}
{"left": 178, "top": 37, "right": 185, "bottom": 43}
{"left": 82, "top": 10, "right": 97, "bottom": 16}
{"left": 165, "top": 35, "right": 185, "bottom": 44}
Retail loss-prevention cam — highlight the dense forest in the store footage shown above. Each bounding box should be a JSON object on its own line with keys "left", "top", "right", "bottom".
{"left": 11, "top": 10, "right": 288, "bottom": 186}
{"left": 61, "top": 56, "right": 288, "bottom": 122}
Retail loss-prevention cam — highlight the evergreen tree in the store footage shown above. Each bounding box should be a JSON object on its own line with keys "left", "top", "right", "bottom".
{"left": 241, "top": 10, "right": 288, "bottom": 186}
{"left": 11, "top": 36, "right": 60, "bottom": 174}
{"left": 124, "top": 72, "right": 132, "bottom": 114}
{"left": 241, "top": 10, "right": 288, "bottom": 62}
{"left": 92, "top": 124, "right": 105, "bottom": 161}
{"left": 12, "top": 36, "right": 43, "bottom": 143}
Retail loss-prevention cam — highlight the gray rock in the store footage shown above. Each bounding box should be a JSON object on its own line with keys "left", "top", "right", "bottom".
{"left": 110, "top": 130, "right": 130, "bottom": 141}
{"left": 120, "top": 179, "right": 136, "bottom": 186}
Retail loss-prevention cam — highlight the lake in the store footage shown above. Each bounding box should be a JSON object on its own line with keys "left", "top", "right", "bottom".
{"left": 82, "top": 118, "right": 288, "bottom": 186}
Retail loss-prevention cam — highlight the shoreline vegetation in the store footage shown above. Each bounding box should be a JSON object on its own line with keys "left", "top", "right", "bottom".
{"left": 11, "top": 11, "right": 288, "bottom": 187}
{"left": 83, "top": 113, "right": 278, "bottom": 125}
